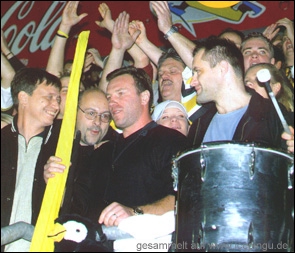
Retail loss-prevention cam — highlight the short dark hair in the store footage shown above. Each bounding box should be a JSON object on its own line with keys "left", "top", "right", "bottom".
{"left": 158, "top": 48, "right": 185, "bottom": 70}
{"left": 11, "top": 68, "right": 61, "bottom": 105}
{"left": 106, "top": 66, "right": 154, "bottom": 110}
{"left": 193, "top": 36, "right": 244, "bottom": 80}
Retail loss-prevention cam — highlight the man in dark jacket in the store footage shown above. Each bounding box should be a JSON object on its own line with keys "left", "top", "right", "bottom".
{"left": 1, "top": 68, "right": 61, "bottom": 251}
{"left": 188, "top": 37, "right": 293, "bottom": 152}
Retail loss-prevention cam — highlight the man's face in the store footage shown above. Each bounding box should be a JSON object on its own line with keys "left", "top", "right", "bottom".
{"left": 242, "top": 37, "right": 275, "bottom": 71}
{"left": 26, "top": 81, "right": 60, "bottom": 127}
{"left": 76, "top": 91, "right": 110, "bottom": 146}
{"left": 158, "top": 58, "right": 184, "bottom": 102}
{"left": 106, "top": 74, "right": 144, "bottom": 130}
{"left": 190, "top": 49, "right": 219, "bottom": 104}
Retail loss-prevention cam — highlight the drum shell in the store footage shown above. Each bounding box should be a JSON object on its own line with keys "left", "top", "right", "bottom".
{"left": 174, "top": 143, "right": 294, "bottom": 252}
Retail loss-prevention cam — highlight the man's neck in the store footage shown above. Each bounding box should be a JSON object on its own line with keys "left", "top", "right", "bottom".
{"left": 123, "top": 118, "right": 152, "bottom": 138}
{"left": 216, "top": 90, "right": 251, "bottom": 114}
{"left": 17, "top": 116, "right": 45, "bottom": 144}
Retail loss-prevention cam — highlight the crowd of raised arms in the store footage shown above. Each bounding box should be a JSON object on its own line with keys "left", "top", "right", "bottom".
{"left": 1, "top": 1, "right": 294, "bottom": 252}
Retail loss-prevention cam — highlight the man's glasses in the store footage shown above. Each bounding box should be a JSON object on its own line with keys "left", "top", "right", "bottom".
{"left": 78, "top": 105, "right": 112, "bottom": 123}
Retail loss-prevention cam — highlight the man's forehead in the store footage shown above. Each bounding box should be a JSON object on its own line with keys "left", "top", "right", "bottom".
{"left": 160, "top": 58, "right": 183, "bottom": 68}
{"left": 193, "top": 49, "right": 206, "bottom": 63}
{"left": 243, "top": 38, "right": 269, "bottom": 49}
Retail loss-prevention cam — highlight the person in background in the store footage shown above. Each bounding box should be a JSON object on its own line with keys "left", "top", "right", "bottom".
{"left": 1, "top": 68, "right": 61, "bottom": 252}
{"left": 241, "top": 32, "right": 275, "bottom": 72}
{"left": 218, "top": 27, "right": 245, "bottom": 49}
{"left": 57, "top": 72, "right": 85, "bottom": 119}
{"left": 263, "top": 17, "right": 294, "bottom": 87}
{"left": 244, "top": 63, "right": 294, "bottom": 113}
{"left": 152, "top": 100, "right": 190, "bottom": 136}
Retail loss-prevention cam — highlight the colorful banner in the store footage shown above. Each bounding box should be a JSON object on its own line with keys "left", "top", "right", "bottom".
{"left": 1, "top": 1, "right": 294, "bottom": 68}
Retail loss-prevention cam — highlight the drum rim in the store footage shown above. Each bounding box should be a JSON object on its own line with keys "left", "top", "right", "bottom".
{"left": 174, "top": 141, "right": 294, "bottom": 162}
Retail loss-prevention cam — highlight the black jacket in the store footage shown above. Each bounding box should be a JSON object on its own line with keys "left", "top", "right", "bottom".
{"left": 188, "top": 92, "right": 293, "bottom": 151}
{"left": 1, "top": 117, "right": 60, "bottom": 230}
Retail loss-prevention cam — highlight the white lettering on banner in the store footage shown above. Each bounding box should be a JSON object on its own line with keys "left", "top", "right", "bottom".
{"left": 1, "top": 1, "right": 67, "bottom": 55}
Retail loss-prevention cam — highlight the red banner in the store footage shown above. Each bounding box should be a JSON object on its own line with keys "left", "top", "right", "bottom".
{"left": 1, "top": 1, "right": 294, "bottom": 68}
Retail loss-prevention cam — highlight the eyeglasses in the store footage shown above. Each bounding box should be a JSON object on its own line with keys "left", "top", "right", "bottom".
{"left": 78, "top": 105, "right": 111, "bottom": 123}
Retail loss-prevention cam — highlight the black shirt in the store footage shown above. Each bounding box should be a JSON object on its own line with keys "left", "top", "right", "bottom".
{"left": 87, "top": 121, "right": 188, "bottom": 220}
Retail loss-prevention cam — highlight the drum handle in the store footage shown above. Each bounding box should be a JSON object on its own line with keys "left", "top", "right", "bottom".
{"left": 249, "top": 144, "right": 255, "bottom": 180}
{"left": 200, "top": 144, "right": 206, "bottom": 181}
{"left": 287, "top": 164, "right": 294, "bottom": 189}
{"left": 172, "top": 157, "right": 179, "bottom": 191}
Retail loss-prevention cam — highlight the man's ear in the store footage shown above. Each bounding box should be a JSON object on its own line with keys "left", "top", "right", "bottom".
{"left": 246, "top": 82, "right": 255, "bottom": 88}
{"left": 18, "top": 91, "right": 29, "bottom": 106}
{"left": 219, "top": 60, "right": 229, "bottom": 76}
{"left": 140, "top": 90, "right": 150, "bottom": 106}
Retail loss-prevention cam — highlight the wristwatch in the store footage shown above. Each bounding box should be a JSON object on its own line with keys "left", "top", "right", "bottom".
{"left": 164, "top": 25, "right": 178, "bottom": 40}
{"left": 133, "top": 207, "right": 144, "bottom": 215}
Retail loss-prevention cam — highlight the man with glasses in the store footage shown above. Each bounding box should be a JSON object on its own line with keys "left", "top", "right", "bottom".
{"left": 44, "top": 87, "right": 117, "bottom": 215}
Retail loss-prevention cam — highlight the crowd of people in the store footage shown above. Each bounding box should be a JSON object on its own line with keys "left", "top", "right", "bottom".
{"left": 1, "top": 1, "right": 294, "bottom": 252}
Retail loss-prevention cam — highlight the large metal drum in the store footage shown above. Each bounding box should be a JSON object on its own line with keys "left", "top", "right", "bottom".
{"left": 172, "top": 142, "right": 294, "bottom": 252}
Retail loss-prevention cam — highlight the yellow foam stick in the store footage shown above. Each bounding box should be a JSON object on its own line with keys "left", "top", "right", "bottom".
{"left": 30, "top": 30, "right": 90, "bottom": 252}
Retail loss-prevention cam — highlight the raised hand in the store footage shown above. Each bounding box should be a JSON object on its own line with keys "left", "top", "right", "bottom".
{"left": 263, "top": 23, "right": 280, "bottom": 42}
{"left": 129, "top": 20, "right": 147, "bottom": 45}
{"left": 87, "top": 48, "right": 104, "bottom": 68}
{"left": 112, "top": 11, "right": 140, "bottom": 51}
{"left": 95, "top": 2, "right": 114, "bottom": 32}
{"left": 61, "top": 1, "right": 88, "bottom": 30}
{"left": 151, "top": 1, "right": 173, "bottom": 34}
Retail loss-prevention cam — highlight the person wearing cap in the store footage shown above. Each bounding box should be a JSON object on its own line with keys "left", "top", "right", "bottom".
{"left": 152, "top": 100, "right": 190, "bottom": 136}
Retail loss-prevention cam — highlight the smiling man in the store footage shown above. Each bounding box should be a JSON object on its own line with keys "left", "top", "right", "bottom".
{"left": 1, "top": 68, "right": 62, "bottom": 251}
{"left": 188, "top": 36, "right": 293, "bottom": 152}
